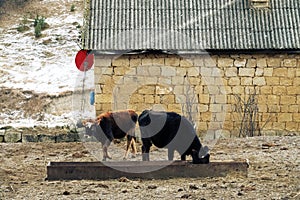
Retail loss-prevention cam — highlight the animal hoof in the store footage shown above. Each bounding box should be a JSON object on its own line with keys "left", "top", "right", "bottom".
{"left": 131, "top": 155, "right": 136, "bottom": 158}
{"left": 123, "top": 157, "right": 127, "bottom": 160}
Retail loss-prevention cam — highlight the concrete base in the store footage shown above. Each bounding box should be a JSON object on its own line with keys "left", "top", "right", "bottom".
{"left": 46, "top": 160, "right": 249, "bottom": 180}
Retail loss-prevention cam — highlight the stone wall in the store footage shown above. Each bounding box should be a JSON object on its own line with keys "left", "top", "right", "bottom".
{"left": 94, "top": 52, "right": 300, "bottom": 136}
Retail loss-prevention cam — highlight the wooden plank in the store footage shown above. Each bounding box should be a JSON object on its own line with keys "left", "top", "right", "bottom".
{"left": 46, "top": 160, "right": 249, "bottom": 180}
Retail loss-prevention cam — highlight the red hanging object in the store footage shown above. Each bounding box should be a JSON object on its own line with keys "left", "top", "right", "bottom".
{"left": 75, "top": 49, "right": 94, "bottom": 72}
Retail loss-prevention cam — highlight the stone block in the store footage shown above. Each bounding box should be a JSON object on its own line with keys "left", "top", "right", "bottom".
{"left": 289, "top": 105, "right": 299, "bottom": 113}
{"left": 225, "top": 68, "right": 237, "bottom": 77}
{"left": 283, "top": 59, "right": 297, "bottom": 67}
{"left": 293, "top": 113, "right": 300, "bottom": 122}
{"left": 280, "top": 78, "right": 293, "bottom": 86}
{"left": 165, "top": 57, "right": 180, "bottom": 66}
{"left": 257, "top": 58, "right": 267, "bottom": 67}
{"left": 173, "top": 85, "right": 184, "bottom": 94}
{"left": 267, "top": 95, "right": 279, "bottom": 105}
{"left": 129, "top": 94, "right": 144, "bottom": 103}
{"left": 56, "top": 132, "right": 80, "bottom": 142}
{"left": 264, "top": 68, "right": 273, "bottom": 76}
{"left": 161, "top": 66, "right": 176, "bottom": 76}
{"left": 180, "top": 59, "right": 193, "bottom": 67}
{"left": 272, "top": 122, "right": 286, "bottom": 130}
{"left": 238, "top": 68, "right": 255, "bottom": 77}
{"left": 112, "top": 58, "right": 129, "bottom": 67}
{"left": 137, "top": 66, "right": 150, "bottom": 76}
{"left": 285, "top": 122, "right": 298, "bottom": 131}
{"left": 232, "top": 86, "right": 244, "bottom": 94}
{"left": 204, "top": 56, "right": 217, "bottom": 67}
{"left": 37, "top": 134, "right": 56, "bottom": 142}
{"left": 188, "top": 77, "right": 201, "bottom": 85}
{"left": 210, "top": 104, "right": 223, "bottom": 112}
{"left": 193, "top": 58, "right": 204, "bottom": 66}
{"left": 280, "top": 96, "right": 296, "bottom": 105}
{"left": 201, "top": 67, "right": 212, "bottom": 76}
{"left": 95, "top": 57, "right": 112, "bottom": 67}
{"left": 114, "top": 66, "right": 128, "bottom": 75}
{"left": 201, "top": 112, "right": 212, "bottom": 122}
{"left": 161, "top": 95, "right": 175, "bottom": 104}
{"left": 197, "top": 122, "right": 208, "bottom": 130}
{"left": 293, "top": 77, "right": 300, "bottom": 86}
{"left": 199, "top": 94, "right": 210, "bottom": 104}
{"left": 258, "top": 104, "right": 268, "bottom": 112}
{"left": 228, "top": 77, "right": 240, "bottom": 86}
{"left": 267, "top": 58, "right": 281, "bottom": 67}
{"left": 187, "top": 67, "right": 200, "bottom": 76}
{"left": 4, "top": 129, "right": 22, "bottom": 143}
{"left": 273, "top": 68, "right": 287, "bottom": 77}
{"left": 167, "top": 104, "right": 182, "bottom": 113}
{"left": 272, "top": 86, "right": 286, "bottom": 95}
{"left": 156, "top": 86, "right": 172, "bottom": 94}
{"left": 152, "top": 57, "right": 165, "bottom": 66}
{"left": 158, "top": 77, "right": 172, "bottom": 85}
{"left": 234, "top": 59, "right": 246, "bottom": 67}
{"left": 0, "top": 130, "right": 4, "bottom": 142}
{"left": 287, "top": 68, "right": 296, "bottom": 78}
{"left": 96, "top": 94, "right": 112, "bottom": 103}
{"left": 255, "top": 68, "right": 264, "bottom": 76}
{"left": 266, "top": 77, "right": 279, "bottom": 85}
{"left": 22, "top": 134, "right": 38, "bottom": 142}
{"left": 287, "top": 86, "right": 300, "bottom": 95}
{"left": 149, "top": 66, "right": 161, "bottom": 76}
{"left": 260, "top": 86, "right": 272, "bottom": 94}
{"left": 198, "top": 104, "right": 209, "bottom": 112}
{"left": 241, "top": 77, "right": 252, "bottom": 85}
{"left": 129, "top": 58, "right": 142, "bottom": 67}
{"left": 218, "top": 58, "right": 234, "bottom": 67}
{"left": 278, "top": 113, "right": 293, "bottom": 122}
{"left": 139, "top": 85, "right": 156, "bottom": 94}
{"left": 296, "top": 68, "right": 300, "bottom": 77}
{"left": 142, "top": 58, "right": 152, "bottom": 66}
{"left": 246, "top": 59, "right": 256, "bottom": 68}
{"left": 144, "top": 95, "right": 155, "bottom": 103}
{"left": 253, "top": 77, "right": 266, "bottom": 86}
{"left": 171, "top": 76, "right": 184, "bottom": 85}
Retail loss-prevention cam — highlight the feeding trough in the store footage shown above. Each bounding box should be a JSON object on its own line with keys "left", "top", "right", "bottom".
{"left": 46, "top": 160, "right": 249, "bottom": 180}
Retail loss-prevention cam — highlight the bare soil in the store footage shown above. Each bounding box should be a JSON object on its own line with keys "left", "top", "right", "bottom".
{"left": 0, "top": 136, "right": 299, "bottom": 200}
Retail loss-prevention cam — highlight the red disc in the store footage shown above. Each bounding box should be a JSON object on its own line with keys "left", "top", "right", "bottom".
{"left": 75, "top": 50, "right": 94, "bottom": 71}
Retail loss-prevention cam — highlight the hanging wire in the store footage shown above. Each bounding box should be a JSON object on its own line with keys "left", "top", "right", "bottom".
{"left": 80, "top": 61, "right": 88, "bottom": 114}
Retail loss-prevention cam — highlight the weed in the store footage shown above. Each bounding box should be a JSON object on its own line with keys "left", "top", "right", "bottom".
{"left": 33, "top": 15, "right": 48, "bottom": 38}
{"left": 70, "top": 4, "right": 75, "bottom": 12}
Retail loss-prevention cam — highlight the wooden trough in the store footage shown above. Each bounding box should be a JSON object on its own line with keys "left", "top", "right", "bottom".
{"left": 46, "top": 160, "right": 249, "bottom": 180}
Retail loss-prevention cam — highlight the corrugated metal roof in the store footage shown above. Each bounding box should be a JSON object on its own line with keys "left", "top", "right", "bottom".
{"left": 82, "top": 0, "right": 300, "bottom": 51}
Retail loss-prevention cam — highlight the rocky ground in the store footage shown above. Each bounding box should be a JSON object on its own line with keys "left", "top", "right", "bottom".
{"left": 0, "top": 136, "right": 299, "bottom": 199}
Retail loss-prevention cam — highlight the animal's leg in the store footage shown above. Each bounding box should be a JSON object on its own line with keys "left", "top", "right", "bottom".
{"left": 102, "top": 140, "right": 112, "bottom": 161}
{"left": 168, "top": 149, "right": 174, "bottom": 161}
{"left": 131, "top": 137, "right": 137, "bottom": 157}
{"left": 124, "top": 135, "right": 134, "bottom": 160}
{"left": 180, "top": 154, "right": 186, "bottom": 161}
{"left": 141, "top": 138, "right": 151, "bottom": 161}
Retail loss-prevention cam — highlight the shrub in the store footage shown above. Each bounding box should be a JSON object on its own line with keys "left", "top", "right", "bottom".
{"left": 33, "top": 15, "right": 48, "bottom": 38}
{"left": 17, "top": 15, "right": 30, "bottom": 32}
{"left": 34, "top": 22, "right": 42, "bottom": 38}
{"left": 70, "top": 4, "right": 75, "bottom": 12}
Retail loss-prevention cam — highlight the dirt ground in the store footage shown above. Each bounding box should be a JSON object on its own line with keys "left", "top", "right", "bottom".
{"left": 1, "top": 136, "right": 299, "bottom": 200}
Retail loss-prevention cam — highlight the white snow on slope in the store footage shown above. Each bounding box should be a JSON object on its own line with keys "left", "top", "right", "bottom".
{"left": 0, "top": 1, "right": 96, "bottom": 128}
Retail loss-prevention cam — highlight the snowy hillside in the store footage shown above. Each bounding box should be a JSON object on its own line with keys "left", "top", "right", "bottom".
{"left": 0, "top": 0, "right": 95, "bottom": 128}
